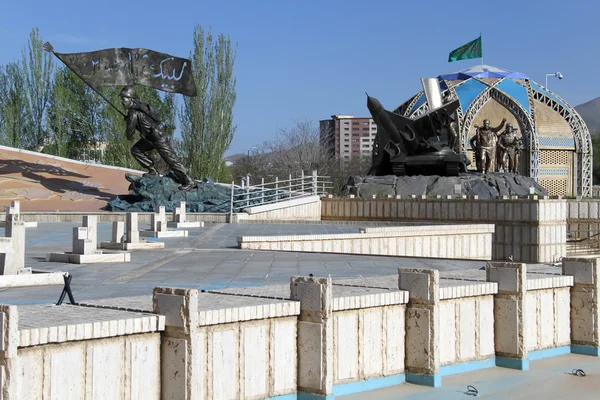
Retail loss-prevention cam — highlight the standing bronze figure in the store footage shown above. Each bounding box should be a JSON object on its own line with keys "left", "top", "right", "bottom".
{"left": 469, "top": 135, "right": 482, "bottom": 172}
{"left": 120, "top": 86, "right": 197, "bottom": 191}
{"left": 495, "top": 123, "right": 512, "bottom": 172}
{"left": 471, "top": 119, "right": 506, "bottom": 174}
{"left": 497, "top": 124, "right": 522, "bottom": 173}
{"left": 442, "top": 92, "right": 459, "bottom": 152}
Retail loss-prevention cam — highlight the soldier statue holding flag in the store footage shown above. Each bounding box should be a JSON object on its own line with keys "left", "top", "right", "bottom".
{"left": 44, "top": 42, "right": 198, "bottom": 190}
{"left": 120, "top": 85, "right": 196, "bottom": 190}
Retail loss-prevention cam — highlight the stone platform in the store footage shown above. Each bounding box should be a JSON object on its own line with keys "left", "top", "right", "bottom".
{"left": 346, "top": 172, "right": 547, "bottom": 199}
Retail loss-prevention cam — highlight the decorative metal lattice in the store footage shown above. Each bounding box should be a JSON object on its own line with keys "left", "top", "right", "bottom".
{"left": 395, "top": 93, "right": 420, "bottom": 116}
{"left": 524, "top": 80, "right": 540, "bottom": 182}
{"left": 531, "top": 88, "right": 592, "bottom": 197}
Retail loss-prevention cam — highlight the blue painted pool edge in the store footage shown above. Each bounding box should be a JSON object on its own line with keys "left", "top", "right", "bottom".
{"left": 571, "top": 344, "right": 600, "bottom": 357}
{"left": 406, "top": 372, "right": 442, "bottom": 387}
{"left": 267, "top": 394, "right": 299, "bottom": 400}
{"left": 332, "top": 373, "right": 406, "bottom": 396}
{"left": 528, "top": 346, "right": 570, "bottom": 361}
{"left": 296, "top": 393, "right": 333, "bottom": 400}
{"left": 294, "top": 374, "right": 406, "bottom": 399}
{"left": 495, "top": 346, "right": 571, "bottom": 370}
{"left": 440, "top": 357, "right": 496, "bottom": 376}
{"left": 495, "top": 356, "right": 529, "bottom": 370}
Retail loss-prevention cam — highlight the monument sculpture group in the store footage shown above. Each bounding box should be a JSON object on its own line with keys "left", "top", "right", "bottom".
{"left": 471, "top": 120, "right": 523, "bottom": 174}
{"left": 348, "top": 77, "right": 545, "bottom": 199}
{"left": 366, "top": 78, "right": 523, "bottom": 179}
{"left": 44, "top": 42, "right": 199, "bottom": 192}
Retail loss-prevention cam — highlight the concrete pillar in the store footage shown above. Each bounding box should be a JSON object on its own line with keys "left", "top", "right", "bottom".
{"left": 126, "top": 213, "right": 140, "bottom": 244}
{"left": 0, "top": 305, "right": 19, "bottom": 398}
{"left": 153, "top": 287, "right": 199, "bottom": 400}
{"left": 0, "top": 202, "right": 25, "bottom": 275}
{"left": 173, "top": 202, "right": 187, "bottom": 223}
{"left": 290, "top": 276, "right": 333, "bottom": 398}
{"left": 152, "top": 206, "right": 167, "bottom": 232}
{"left": 563, "top": 257, "right": 600, "bottom": 356}
{"left": 486, "top": 262, "right": 528, "bottom": 369}
{"left": 398, "top": 268, "right": 441, "bottom": 387}
{"left": 73, "top": 227, "right": 95, "bottom": 255}
{"left": 82, "top": 215, "right": 98, "bottom": 251}
{"left": 111, "top": 221, "right": 125, "bottom": 243}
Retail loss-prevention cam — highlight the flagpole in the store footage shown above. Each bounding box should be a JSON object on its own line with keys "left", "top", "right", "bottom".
{"left": 43, "top": 42, "right": 126, "bottom": 118}
{"left": 480, "top": 33, "right": 483, "bottom": 67}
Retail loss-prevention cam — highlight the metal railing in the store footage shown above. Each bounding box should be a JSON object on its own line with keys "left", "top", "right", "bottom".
{"left": 567, "top": 229, "right": 600, "bottom": 256}
{"left": 229, "top": 170, "right": 333, "bottom": 215}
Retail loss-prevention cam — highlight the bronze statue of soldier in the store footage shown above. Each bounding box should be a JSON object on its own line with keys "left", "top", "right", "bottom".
{"left": 469, "top": 134, "right": 482, "bottom": 171}
{"left": 471, "top": 118, "right": 506, "bottom": 174}
{"left": 498, "top": 124, "right": 522, "bottom": 173}
{"left": 442, "top": 91, "right": 459, "bottom": 152}
{"left": 120, "top": 86, "right": 197, "bottom": 191}
{"left": 495, "top": 123, "right": 513, "bottom": 172}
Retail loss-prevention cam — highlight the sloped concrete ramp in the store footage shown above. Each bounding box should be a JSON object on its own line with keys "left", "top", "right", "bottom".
{"left": 0, "top": 146, "right": 142, "bottom": 211}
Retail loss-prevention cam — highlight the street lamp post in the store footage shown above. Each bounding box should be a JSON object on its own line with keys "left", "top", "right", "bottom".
{"left": 545, "top": 72, "right": 563, "bottom": 89}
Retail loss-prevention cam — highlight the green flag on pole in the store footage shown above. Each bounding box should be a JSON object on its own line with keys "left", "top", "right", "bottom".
{"left": 448, "top": 36, "right": 482, "bottom": 62}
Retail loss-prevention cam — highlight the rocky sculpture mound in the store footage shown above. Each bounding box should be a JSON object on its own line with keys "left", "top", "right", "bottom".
{"left": 105, "top": 173, "right": 292, "bottom": 213}
{"left": 345, "top": 172, "right": 548, "bottom": 199}
{"left": 105, "top": 173, "right": 233, "bottom": 212}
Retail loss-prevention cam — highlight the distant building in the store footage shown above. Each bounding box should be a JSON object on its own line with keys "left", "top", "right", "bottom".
{"left": 319, "top": 115, "right": 377, "bottom": 163}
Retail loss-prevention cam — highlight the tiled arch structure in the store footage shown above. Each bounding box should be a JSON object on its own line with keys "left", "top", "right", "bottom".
{"left": 392, "top": 65, "right": 592, "bottom": 196}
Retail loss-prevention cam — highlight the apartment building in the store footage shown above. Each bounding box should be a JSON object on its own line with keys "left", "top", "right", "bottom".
{"left": 319, "top": 115, "right": 377, "bottom": 162}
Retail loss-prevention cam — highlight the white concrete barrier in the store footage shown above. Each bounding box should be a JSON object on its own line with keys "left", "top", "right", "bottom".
{"left": 562, "top": 257, "right": 600, "bottom": 356}
{"left": 153, "top": 286, "right": 300, "bottom": 400}
{"left": 486, "top": 262, "right": 573, "bottom": 370}
{"left": 4, "top": 259, "right": 600, "bottom": 399}
{"left": 396, "top": 269, "right": 499, "bottom": 387}
{"left": 238, "top": 224, "right": 494, "bottom": 261}
{"left": 0, "top": 303, "right": 164, "bottom": 400}
{"left": 290, "top": 276, "right": 408, "bottom": 398}
{"left": 322, "top": 197, "right": 567, "bottom": 263}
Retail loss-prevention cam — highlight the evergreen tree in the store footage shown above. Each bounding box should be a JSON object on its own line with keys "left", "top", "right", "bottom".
{"left": 180, "top": 25, "right": 237, "bottom": 180}
{"left": 1, "top": 62, "right": 28, "bottom": 148}
{"left": 0, "top": 66, "right": 7, "bottom": 140}
{"left": 21, "top": 27, "right": 53, "bottom": 149}
{"left": 47, "top": 67, "right": 104, "bottom": 159}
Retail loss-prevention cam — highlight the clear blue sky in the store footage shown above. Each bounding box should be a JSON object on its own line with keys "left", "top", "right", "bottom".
{"left": 1, "top": 0, "right": 597, "bottom": 156}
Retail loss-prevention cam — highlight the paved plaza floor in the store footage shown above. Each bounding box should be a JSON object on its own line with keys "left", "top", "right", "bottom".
{"left": 0, "top": 221, "right": 491, "bottom": 304}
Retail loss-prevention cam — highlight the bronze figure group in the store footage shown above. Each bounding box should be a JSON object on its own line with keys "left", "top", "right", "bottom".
{"left": 470, "top": 119, "right": 522, "bottom": 174}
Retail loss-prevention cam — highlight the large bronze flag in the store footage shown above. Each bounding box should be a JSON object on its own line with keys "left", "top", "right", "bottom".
{"left": 46, "top": 44, "right": 197, "bottom": 97}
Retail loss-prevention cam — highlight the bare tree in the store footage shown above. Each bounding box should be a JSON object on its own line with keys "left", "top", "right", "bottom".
{"left": 232, "top": 120, "right": 371, "bottom": 194}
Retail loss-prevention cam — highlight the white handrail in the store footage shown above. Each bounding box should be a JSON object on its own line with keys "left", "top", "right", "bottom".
{"left": 230, "top": 170, "right": 332, "bottom": 212}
